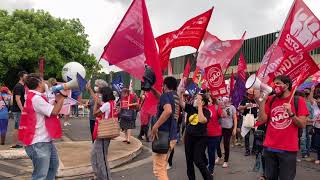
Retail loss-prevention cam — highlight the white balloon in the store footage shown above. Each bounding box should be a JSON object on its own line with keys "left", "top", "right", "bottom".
{"left": 61, "top": 62, "right": 86, "bottom": 82}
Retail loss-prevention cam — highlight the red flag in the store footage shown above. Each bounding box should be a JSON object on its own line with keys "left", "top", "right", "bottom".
{"left": 101, "top": 0, "right": 162, "bottom": 115}
{"left": 256, "top": 41, "right": 284, "bottom": 83}
{"left": 237, "top": 53, "right": 247, "bottom": 81}
{"left": 183, "top": 59, "right": 191, "bottom": 78}
{"left": 197, "top": 31, "right": 246, "bottom": 70}
{"left": 205, "top": 64, "right": 227, "bottom": 97}
{"left": 230, "top": 70, "right": 235, "bottom": 97}
{"left": 101, "top": 0, "right": 161, "bottom": 82}
{"left": 156, "top": 8, "right": 213, "bottom": 70}
{"left": 168, "top": 60, "right": 173, "bottom": 76}
{"left": 268, "top": 52, "right": 319, "bottom": 86}
{"left": 277, "top": 0, "right": 320, "bottom": 57}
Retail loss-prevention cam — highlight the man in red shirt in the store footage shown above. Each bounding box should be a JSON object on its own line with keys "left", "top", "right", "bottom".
{"left": 256, "top": 75, "right": 309, "bottom": 180}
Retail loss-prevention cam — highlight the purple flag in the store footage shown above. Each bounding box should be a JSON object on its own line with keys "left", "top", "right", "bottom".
{"left": 231, "top": 76, "right": 246, "bottom": 108}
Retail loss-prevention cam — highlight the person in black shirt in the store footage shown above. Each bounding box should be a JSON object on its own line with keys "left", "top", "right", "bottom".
{"left": 238, "top": 88, "right": 259, "bottom": 156}
{"left": 11, "top": 71, "right": 28, "bottom": 149}
{"left": 180, "top": 91, "right": 212, "bottom": 180}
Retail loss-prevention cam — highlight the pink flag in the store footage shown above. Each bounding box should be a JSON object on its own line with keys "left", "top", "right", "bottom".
{"left": 156, "top": 8, "right": 213, "bottom": 71}
{"left": 197, "top": 31, "right": 246, "bottom": 70}
{"left": 256, "top": 41, "right": 284, "bottom": 83}
{"left": 101, "top": 0, "right": 160, "bottom": 82}
{"left": 183, "top": 59, "right": 191, "bottom": 78}
{"left": 277, "top": 0, "right": 320, "bottom": 57}
{"left": 237, "top": 52, "right": 247, "bottom": 81}
{"left": 168, "top": 60, "right": 173, "bottom": 76}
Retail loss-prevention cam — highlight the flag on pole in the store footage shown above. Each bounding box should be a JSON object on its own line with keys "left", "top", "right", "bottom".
{"left": 237, "top": 52, "right": 247, "bottom": 81}
{"left": 197, "top": 31, "right": 246, "bottom": 70}
{"left": 111, "top": 75, "right": 124, "bottom": 95}
{"left": 156, "top": 8, "right": 214, "bottom": 71}
{"left": 277, "top": 0, "right": 320, "bottom": 58}
{"left": 229, "top": 70, "right": 234, "bottom": 97}
{"left": 100, "top": 0, "right": 161, "bottom": 84}
{"left": 231, "top": 76, "right": 246, "bottom": 108}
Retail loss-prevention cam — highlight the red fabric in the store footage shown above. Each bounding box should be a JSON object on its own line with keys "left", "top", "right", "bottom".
{"left": 140, "top": 110, "right": 151, "bottom": 125}
{"left": 92, "top": 101, "right": 115, "bottom": 140}
{"left": 101, "top": 0, "right": 159, "bottom": 81}
{"left": 183, "top": 59, "right": 191, "bottom": 78}
{"left": 207, "top": 104, "right": 223, "bottom": 137}
{"left": 156, "top": 8, "right": 213, "bottom": 71}
{"left": 263, "top": 96, "right": 309, "bottom": 151}
{"left": 192, "top": 67, "right": 200, "bottom": 84}
{"left": 196, "top": 31, "right": 246, "bottom": 70}
{"left": 312, "top": 65, "right": 320, "bottom": 82}
{"left": 268, "top": 52, "right": 319, "bottom": 87}
{"left": 121, "top": 94, "right": 135, "bottom": 109}
{"left": 18, "top": 92, "right": 62, "bottom": 146}
{"left": 230, "top": 70, "right": 234, "bottom": 97}
{"left": 205, "top": 64, "right": 228, "bottom": 97}
{"left": 277, "top": 0, "right": 320, "bottom": 58}
{"left": 168, "top": 60, "right": 173, "bottom": 76}
{"left": 237, "top": 53, "right": 247, "bottom": 81}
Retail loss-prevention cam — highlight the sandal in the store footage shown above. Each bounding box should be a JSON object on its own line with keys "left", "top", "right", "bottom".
{"left": 258, "top": 176, "right": 266, "bottom": 180}
{"left": 122, "top": 140, "right": 128, "bottom": 143}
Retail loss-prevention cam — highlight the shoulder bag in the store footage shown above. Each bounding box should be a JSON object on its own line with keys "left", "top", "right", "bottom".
{"left": 97, "top": 102, "right": 120, "bottom": 139}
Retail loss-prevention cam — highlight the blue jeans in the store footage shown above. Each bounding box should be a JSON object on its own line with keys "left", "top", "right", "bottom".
{"left": 12, "top": 112, "right": 21, "bottom": 129}
{"left": 25, "top": 142, "right": 59, "bottom": 180}
{"left": 300, "top": 125, "right": 312, "bottom": 157}
{"left": 207, "top": 136, "right": 221, "bottom": 172}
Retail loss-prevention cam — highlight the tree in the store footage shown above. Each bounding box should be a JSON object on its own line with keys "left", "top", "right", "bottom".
{"left": 0, "top": 9, "right": 97, "bottom": 89}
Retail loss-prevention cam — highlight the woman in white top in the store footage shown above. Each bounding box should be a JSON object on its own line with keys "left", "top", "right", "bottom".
{"left": 91, "top": 86, "right": 115, "bottom": 180}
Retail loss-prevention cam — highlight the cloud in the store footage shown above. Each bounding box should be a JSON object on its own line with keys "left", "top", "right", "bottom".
{"left": 0, "top": 0, "right": 34, "bottom": 12}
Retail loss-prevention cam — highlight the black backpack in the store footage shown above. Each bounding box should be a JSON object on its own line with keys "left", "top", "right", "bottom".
{"left": 269, "top": 95, "right": 302, "bottom": 137}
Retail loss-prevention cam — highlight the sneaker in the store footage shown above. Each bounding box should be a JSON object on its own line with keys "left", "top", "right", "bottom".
{"left": 167, "top": 164, "right": 172, "bottom": 170}
{"left": 302, "top": 156, "right": 314, "bottom": 162}
{"left": 64, "top": 122, "right": 71, "bottom": 126}
{"left": 137, "top": 136, "right": 143, "bottom": 140}
{"left": 297, "top": 158, "right": 301, "bottom": 162}
{"left": 10, "top": 145, "right": 23, "bottom": 149}
{"left": 222, "top": 162, "right": 228, "bottom": 168}
{"left": 315, "top": 160, "right": 320, "bottom": 164}
{"left": 215, "top": 157, "right": 221, "bottom": 164}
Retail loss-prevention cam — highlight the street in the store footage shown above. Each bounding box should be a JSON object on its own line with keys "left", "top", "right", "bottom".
{"left": 0, "top": 116, "right": 320, "bottom": 179}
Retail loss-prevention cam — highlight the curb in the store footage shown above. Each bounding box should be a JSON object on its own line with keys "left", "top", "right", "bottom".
{"left": 56, "top": 139, "right": 143, "bottom": 178}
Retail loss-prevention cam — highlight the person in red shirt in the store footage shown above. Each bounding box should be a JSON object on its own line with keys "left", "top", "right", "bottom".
{"left": 256, "top": 75, "right": 309, "bottom": 180}
{"left": 206, "top": 96, "right": 224, "bottom": 175}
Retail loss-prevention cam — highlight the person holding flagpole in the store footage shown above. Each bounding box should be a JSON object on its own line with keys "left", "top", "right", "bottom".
{"left": 256, "top": 75, "right": 309, "bottom": 180}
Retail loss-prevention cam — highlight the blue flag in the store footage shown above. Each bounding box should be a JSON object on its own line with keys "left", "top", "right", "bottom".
{"left": 231, "top": 76, "right": 246, "bottom": 108}
{"left": 186, "top": 82, "right": 200, "bottom": 97}
{"left": 76, "top": 73, "right": 87, "bottom": 92}
{"left": 112, "top": 75, "right": 124, "bottom": 95}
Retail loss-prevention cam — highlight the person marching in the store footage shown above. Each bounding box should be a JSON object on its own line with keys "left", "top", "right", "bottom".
{"left": 256, "top": 75, "right": 309, "bottom": 180}
{"left": 215, "top": 97, "right": 237, "bottom": 168}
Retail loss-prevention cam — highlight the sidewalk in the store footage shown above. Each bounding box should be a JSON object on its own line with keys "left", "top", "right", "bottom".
{"left": 0, "top": 133, "right": 142, "bottom": 179}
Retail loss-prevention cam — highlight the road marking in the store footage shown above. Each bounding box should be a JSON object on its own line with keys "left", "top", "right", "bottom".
{"left": 0, "top": 160, "right": 32, "bottom": 172}
{"left": 111, "top": 146, "right": 153, "bottom": 173}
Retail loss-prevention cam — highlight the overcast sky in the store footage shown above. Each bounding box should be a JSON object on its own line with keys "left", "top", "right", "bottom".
{"left": 1, "top": 0, "right": 320, "bottom": 72}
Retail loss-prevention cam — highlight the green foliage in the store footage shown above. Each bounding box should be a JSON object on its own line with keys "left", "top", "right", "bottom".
{"left": 0, "top": 9, "right": 97, "bottom": 89}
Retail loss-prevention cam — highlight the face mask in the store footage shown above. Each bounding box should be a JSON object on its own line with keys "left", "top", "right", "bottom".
{"left": 193, "top": 100, "right": 198, "bottom": 108}
{"left": 94, "top": 86, "right": 99, "bottom": 92}
{"left": 274, "top": 85, "right": 285, "bottom": 96}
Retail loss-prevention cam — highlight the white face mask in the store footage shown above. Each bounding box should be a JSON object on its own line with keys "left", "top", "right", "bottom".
{"left": 94, "top": 86, "right": 99, "bottom": 92}
{"left": 193, "top": 99, "right": 198, "bottom": 108}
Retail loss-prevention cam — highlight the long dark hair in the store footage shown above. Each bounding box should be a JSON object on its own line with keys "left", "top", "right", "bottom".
{"left": 99, "top": 87, "right": 115, "bottom": 102}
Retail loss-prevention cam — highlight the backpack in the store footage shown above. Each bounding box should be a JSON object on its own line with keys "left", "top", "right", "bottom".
{"left": 269, "top": 95, "right": 302, "bottom": 137}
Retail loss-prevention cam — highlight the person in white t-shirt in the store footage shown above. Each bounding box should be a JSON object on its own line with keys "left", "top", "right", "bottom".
{"left": 20, "top": 73, "right": 66, "bottom": 180}
{"left": 91, "top": 86, "right": 116, "bottom": 180}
